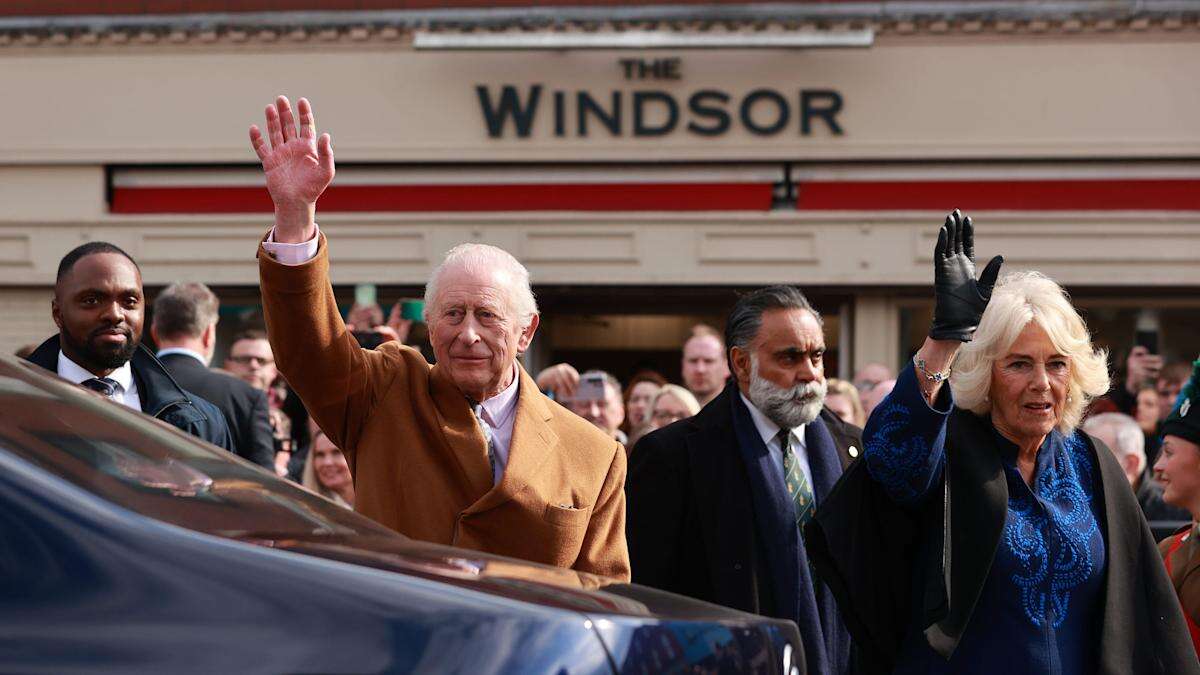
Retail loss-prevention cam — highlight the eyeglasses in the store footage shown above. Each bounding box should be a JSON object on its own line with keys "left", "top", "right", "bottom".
{"left": 228, "top": 355, "right": 274, "bottom": 367}
{"left": 652, "top": 410, "right": 687, "bottom": 424}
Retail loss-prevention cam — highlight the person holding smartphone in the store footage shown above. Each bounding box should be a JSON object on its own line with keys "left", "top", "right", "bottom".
{"left": 563, "top": 370, "right": 627, "bottom": 444}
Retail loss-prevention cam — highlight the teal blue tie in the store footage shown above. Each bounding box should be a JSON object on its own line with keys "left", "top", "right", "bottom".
{"left": 778, "top": 429, "right": 814, "bottom": 531}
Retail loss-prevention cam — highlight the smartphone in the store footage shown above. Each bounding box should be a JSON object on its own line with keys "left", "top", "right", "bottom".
{"left": 572, "top": 373, "right": 606, "bottom": 402}
{"left": 401, "top": 299, "right": 425, "bottom": 322}
{"left": 354, "top": 283, "right": 377, "bottom": 308}
{"left": 1134, "top": 329, "right": 1159, "bottom": 355}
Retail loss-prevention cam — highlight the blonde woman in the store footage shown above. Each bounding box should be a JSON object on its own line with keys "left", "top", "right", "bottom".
{"left": 302, "top": 430, "right": 355, "bottom": 509}
{"left": 807, "top": 211, "right": 1196, "bottom": 675}
{"left": 824, "top": 378, "right": 866, "bottom": 427}
{"left": 627, "top": 384, "right": 701, "bottom": 448}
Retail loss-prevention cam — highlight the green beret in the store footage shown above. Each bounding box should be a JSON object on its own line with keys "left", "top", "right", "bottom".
{"left": 1161, "top": 358, "right": 1200, "bottom": 446}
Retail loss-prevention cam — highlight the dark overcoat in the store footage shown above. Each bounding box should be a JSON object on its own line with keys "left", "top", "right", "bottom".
{"left": 804, "top": 405, "right": 1200, "bottom": 675}
{"left": 627, "top": 380, "right": 862, "bottom": 675}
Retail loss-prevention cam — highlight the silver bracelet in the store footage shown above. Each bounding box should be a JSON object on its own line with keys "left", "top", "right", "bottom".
{"left": 914, "top": 356, "right": 951, "bottom": 384}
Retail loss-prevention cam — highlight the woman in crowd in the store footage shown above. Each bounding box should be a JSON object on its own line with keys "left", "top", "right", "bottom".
{"left": 648, "top": 384, "right": 701, "bottom": 429}
{"left": 806, "top": 210, "right": 1196, "bottom": 674}
{"left": 1154, "top": 358, "right": 1200, "bottom": 654}
{"left": 627, "top": 384, "right": 701, "bottom": 447}
{"left": 824, "top": 378, "right": 866, "bottom": 427}
{"left": 621, "top": 370, "right": 667, "bottom": 436}
{"left": 302, "top": 429, "right": 355, "bottom": 509}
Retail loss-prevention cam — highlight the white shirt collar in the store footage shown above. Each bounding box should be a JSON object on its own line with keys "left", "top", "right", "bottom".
{"left": 58, "top": 350, "right": 135, "bottom": 393}
{"left": 739, "top": 391, "right": 807, "bottom": 451}
{"left": 156, "top": 347, "right": 209, "bottom": 366}
{"left": 477, "top": 364, "right": 521, "bottom": 428}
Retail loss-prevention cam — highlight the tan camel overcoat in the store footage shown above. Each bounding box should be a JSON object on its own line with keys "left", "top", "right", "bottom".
{"left": 259, "top": 235, "right": 630, "bottom": 580}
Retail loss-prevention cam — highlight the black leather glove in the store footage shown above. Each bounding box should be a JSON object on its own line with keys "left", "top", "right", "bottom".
{"left": 930, "top": 209, "right": 1004, "bottom": 342}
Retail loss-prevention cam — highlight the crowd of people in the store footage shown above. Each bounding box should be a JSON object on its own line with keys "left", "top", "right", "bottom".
{"left": 17, "top": 94, "right": 1200, "bottom": 673}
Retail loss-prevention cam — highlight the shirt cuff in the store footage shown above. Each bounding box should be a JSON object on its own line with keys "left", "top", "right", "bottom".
{"left": 262, "top": 225, "right": 320, "bottom": 265}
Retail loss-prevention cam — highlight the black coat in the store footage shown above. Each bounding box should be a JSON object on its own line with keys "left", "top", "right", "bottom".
{"left": 158, "top": 352, "right": 275, "bottom": 469}
{"left": 26, "top": 336, "right": 234, "bottom": 452}
{"left": 627, "top": 381, "right": 862, "bottom": 675}
{"left": 804, "top": 404, "right": 1200, "bottom": 675}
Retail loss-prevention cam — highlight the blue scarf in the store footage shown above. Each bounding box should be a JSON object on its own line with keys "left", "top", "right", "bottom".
{"left": 730, "top": 391, "right": 850, "bottom": 674}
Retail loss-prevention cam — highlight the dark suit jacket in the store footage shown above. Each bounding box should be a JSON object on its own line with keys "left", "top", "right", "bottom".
{"left": 25, "top": 336, "right": 233, "bottom": 452}
{"left": 627, "top": 380, "right": 862, "bottom": 675}
{"left": 158, "top": 352, "right": 275, "bottom": 470}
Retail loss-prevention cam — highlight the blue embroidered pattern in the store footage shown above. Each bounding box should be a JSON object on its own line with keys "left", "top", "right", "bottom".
{"left": 863, "top": 400, "right": 935, "bottom": 503}
{"left": 1002, "top": 432, "right": 1099, "bottom": 628}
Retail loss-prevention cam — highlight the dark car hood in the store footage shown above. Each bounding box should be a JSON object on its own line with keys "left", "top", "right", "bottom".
{"left": 259, "top": 531, "right": 766, "bottom": 623}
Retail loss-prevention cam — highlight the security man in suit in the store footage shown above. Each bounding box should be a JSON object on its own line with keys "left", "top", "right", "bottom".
{"left": 26, "top": 242, "right": 233, "bottom": 451}
{"left": 627, "top": 285, "right": 861, "bottom": 675}
{"left": 152, "top": 282, "right": 276, "bottom": 470}
{"left": 247, "top": 95, "right": 629, "bottom": 580}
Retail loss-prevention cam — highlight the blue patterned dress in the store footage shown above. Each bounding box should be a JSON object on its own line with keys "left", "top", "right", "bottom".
{"left": 864, "top": 365, "right": 1106, "bottom": 675}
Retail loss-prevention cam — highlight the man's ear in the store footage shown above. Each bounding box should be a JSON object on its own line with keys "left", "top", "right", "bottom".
{"left": 51, "top": 297, "right": 62, "bottom": 331}
{"left": 201, "top": 323, "right": 216, "bottom": 352}
{"left": 149, "top": 324, "right": 161, "bottom": 345}
{"left": 516, "top": 313, "right": 540, "bottom": 353}
{"left": 730, "top": 345, "right": 751, "bottom": 381}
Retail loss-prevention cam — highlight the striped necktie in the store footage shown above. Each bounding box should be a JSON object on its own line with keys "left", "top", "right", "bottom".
{"left": 471, "top": 402, "right": 498, "bottom": 482}
{"left": 777, "top": 429, "right": 814, "bottom": 531}
{"left": 81, "top": 377, "right": 120, "bottom": 398}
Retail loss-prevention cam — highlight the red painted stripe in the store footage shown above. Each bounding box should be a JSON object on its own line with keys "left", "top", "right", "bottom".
{"left": 110, "top": 183, "right": 774, "bottom": 213}
{"left": 110, "top": 178, "right": 1200, "bottom": 214}
{"left": 795, "top": 179, "right": 1200, "bottom": 211}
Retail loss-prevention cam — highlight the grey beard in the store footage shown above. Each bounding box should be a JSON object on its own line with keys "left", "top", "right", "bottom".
{"left": 747, "top": 361, "right": 827, "bottom": 430}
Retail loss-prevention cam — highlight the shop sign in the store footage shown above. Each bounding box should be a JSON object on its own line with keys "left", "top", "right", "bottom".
{"left": 475, "top": 57, "right": 844, "bottom": 139}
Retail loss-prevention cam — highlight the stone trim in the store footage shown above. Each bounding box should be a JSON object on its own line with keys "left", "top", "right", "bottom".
{"left": 0, "top": 3, "right": 1195, "bottom": 49}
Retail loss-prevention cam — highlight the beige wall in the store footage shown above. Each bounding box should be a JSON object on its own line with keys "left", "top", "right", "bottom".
{"left": 0, "top": 288, "right": 55, "bottom": 357}
{"left": 0, "top": 37, "right": 1195, "bottom": 163}
{"left": 4, "top": 211, "right": 1197, "bottom": 288}
{"left": 0, "top": 30, "right": 1197, "bottom": 371}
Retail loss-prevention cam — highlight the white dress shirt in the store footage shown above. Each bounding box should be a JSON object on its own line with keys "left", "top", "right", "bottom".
{"left": 261, "top": 225, "right": 321, "bottom": 265}
{"left": 740, "top": 391, "right": 814, "bottom": 490}
{"left": 261, "top": 225, "right": 521, "bottom": 486}
{"left": 58, "top": 350, "right": 141, "bottom": 411}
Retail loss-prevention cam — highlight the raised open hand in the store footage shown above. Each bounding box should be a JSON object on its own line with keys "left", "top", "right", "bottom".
{"left": 249, "top": 96, "right": 334, "bottom": 241}
{"left": 930, "top": 209, "right": 1004, "bottom": 342}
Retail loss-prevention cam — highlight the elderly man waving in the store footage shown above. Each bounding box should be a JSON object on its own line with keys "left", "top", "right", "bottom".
{"left": 250, "top": 96, "right": 629, "bottom": 580}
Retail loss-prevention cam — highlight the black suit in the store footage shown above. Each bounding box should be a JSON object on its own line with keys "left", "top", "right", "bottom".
{"left": 158, "top": 352, "right": 275, "bottom": 470}
{"left": 627, "top": 381, "right": 861, "bottom": 675}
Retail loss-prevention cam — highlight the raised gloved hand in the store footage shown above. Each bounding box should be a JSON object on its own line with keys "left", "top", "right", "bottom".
{"left": 930, "top": 209, "right": 1004, "bottom": 342}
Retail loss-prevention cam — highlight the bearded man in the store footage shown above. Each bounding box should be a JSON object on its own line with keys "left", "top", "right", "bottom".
{"left": 627, "top": 285, "right": 861, "bottom": 675}
{"left": 25, "top": 242, "right": 232, "bottom": 450}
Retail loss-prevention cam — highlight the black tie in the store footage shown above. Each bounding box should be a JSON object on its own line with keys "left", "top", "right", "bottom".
{"left": 81, "top": 377, "right": 119, "bottom": 397}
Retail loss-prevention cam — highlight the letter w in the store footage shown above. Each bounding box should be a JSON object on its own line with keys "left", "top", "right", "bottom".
{"left": 476, "top": 85, "right": 542, "bottom": 138}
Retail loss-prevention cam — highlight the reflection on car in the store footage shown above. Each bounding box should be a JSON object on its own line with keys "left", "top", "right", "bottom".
{"left": 0, "top": 355, "right": 803, "bottom": 674}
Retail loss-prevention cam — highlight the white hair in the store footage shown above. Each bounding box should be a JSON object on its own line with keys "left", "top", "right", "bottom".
{"left": 423, "top": 243, "right": 538, "bottom": 323}
{"left": 1081, "top": 412, "right": 1146, "bottom": 474}
{"left": 652, "top": 384, "right": 702, "bottom": 417}
{"left": 948, "top": 271, "right": 1110, "bottom": 434}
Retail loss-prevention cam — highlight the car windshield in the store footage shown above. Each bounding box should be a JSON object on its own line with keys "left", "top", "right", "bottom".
{"left": 0, "top": 358, "right": 396, "bottom": 541}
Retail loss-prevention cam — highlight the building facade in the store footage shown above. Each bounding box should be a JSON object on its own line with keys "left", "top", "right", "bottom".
{"left": 1, "top": 0, "right": 1198, "bottom": 383}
